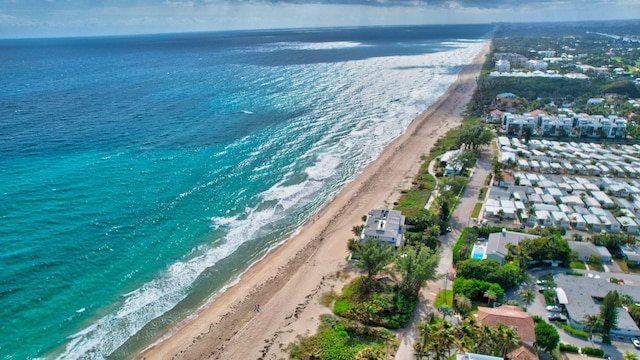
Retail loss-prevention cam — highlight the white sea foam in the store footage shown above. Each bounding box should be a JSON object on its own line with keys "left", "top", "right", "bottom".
{"left": 59, "top": 205, "right": 284, "bottom": 359}
{"left": 56, "top": 38, "right": 487, "bottom": 360}
{"left": 267, "top": 41, "right": 365, "bottom": 51}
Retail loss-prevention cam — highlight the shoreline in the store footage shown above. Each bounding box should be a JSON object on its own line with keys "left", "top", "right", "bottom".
{"left": 137, "top": 39, "right": 491, "bottom": 360}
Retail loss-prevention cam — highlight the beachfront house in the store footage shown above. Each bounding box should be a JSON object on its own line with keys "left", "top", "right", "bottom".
{"left": 360, "top": 209, "right": 405, "bottom": 248}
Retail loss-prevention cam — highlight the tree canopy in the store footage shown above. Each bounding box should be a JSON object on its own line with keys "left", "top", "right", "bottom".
{"left": 534, "top": 321, "right": 560, "bottom": 353}
{"left": 600, "top": 290, "right": 620, "bottom": 336}
{"left": 394, "top": 246, "right": 440, "bottom": 296}
{"left": 355, "top": 237, "right": 394, "bottom": 283}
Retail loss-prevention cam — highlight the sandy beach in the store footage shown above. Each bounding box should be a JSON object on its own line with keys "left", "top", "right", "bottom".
{"left": 138, "top": 40, "right": 491, "bottom": 360}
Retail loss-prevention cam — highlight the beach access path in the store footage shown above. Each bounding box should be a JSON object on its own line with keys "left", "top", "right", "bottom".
{"left": 137, "top": 40, "right": 491, "bottom": 360}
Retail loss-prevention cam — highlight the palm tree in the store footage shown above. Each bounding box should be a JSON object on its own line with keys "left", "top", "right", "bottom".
{"left": 476, "top": 324, "right": 496, "bottom": 355}
{"left": 494, "top": 323, "right": 521, "bottom": 359}
{"left": 438, "top": 305, "right": 455, "bottom": 320}
{"left": 455, "top": 294, "right": 472, "bottom": 317}
{"left": 624, "top": 351, "right": 639, "bottom": 360}
{"left": 582, "top": 314, "right": 603, "bottom": 343}
{"left": 454, "top": 318, "right": 479, "bottom": 353}
{"left": 484, "top": 289, "right": 498, "bottom": 305}
{"left": 520, "top": 289, "right": 536, "bottom": 311}
{"left": 431, "top": 320, "right": 456, "bottom": 360}
{"left": 355, "top": 237, "right": 394, "bottom": 292}
{"left": 415, "top": 322, "right": 433, "bottom": 360}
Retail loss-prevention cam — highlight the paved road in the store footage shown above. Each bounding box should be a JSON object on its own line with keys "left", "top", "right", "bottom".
{"left": 394, "top": 146, "right": 492, "bottom": 359}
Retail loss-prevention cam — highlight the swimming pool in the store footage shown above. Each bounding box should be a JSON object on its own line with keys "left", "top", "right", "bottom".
{"left": 471, "top": 244, "right": 486, "bottom": 260}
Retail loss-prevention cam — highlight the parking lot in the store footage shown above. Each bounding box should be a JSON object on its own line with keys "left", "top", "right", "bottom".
{"left": 504, "top": 269, "right": 640, "bottom": 359}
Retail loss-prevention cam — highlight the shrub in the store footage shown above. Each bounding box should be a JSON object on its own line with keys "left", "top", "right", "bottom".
{"left": 559, "top": 323, "right": 588, "bottom": 339}
{"left": 580, "top": 347, "right": 604, "bottom": 357}
{"left": 558, "top": 342, "right": 579, "bottom": 353}
{"left": 532, "top": 315, "right": 543, "bottom": 323}
{"left": 320, "top": 289, "right": 339, "bottom": 307}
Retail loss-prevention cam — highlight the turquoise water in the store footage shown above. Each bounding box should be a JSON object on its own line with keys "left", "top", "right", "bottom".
{"left": 0, "top": 25, "right": 491, "bottom": 359}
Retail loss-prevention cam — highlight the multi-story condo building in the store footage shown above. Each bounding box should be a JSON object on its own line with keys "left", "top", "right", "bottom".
{"left": 538, "top": 114, "right": 572, "bottom": 137}
{"left": 526, "top": 60, "right": 548, "bottom": 71}
{"left": 502, "top": 113, "right": 536, "bottom": 136}
{"left": 573, "top": 114, "right": 627, "bottom": 139}
{"left": 495, "top": 59, "right": 510, "bottom": 73}
{"left": 501, "top": 112, "right": 628, "bottom": 139}
{"left": 494, "top": 52, "right": 528, "bottom": 68}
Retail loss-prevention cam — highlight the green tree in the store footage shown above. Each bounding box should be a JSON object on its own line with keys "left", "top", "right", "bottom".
{"left": 587, "top": 254, "right": 603, "bottom": 267}
{"left": 582, "top": 314, "right": 603, "bottom": 343}
{"left": 431, "top": 320, "right": 456, "bottom": 360}
{"left": 394, "top": 246, "right": 440, "bottom": 296}
{"left": 415, "top": 321, "right": 434, "bottom": 360}
{"left": 355, "top": 237, "right": 394, "bottom": 291}
{"left": 535, "top": 321, "right": 560, "bottom": 353}
{"left": 624, "top": 351, "right": 639, "bottom": 360}
{"left": 454, "top": 294, "right": 473, "bottom": 317}
{"left": 347, "top": 238, "right": 360, "bottom": 254}
{"left": 450, "top": 150, "right": 479, "bottom": 171}
{"left": 457, "top": 124, "right": 494, "bottom": 150}
{"left": 523, "top": 125, "right": 533, "bottom": 143}
{"left": 484, "top": 288, "right": 498, "bottom": 305}
{"left": 492, "top": 158, "right": 505, "bottom": 186}
{"left": 600, "top": 290, "right": 620, "bottom": 336}
{"left": 438, "top": 305, "right": 455, "bottom": 320}
{"left": 495, "top": 323, "right": 520, "bottom": 359}
{"left": 521, "top": 289, "right": 536, "bottom": 311}
{"left": 352, "top": 224, "right": 364, "bottom": 237}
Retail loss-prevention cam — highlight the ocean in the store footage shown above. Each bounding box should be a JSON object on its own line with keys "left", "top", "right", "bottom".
{"left": 0, "top": 24, "right": 491, "bottom": 359}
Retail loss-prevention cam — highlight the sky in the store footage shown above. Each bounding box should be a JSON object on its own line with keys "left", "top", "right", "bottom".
{"left": 1, "top": 0, "right": 639, "bottom": 38}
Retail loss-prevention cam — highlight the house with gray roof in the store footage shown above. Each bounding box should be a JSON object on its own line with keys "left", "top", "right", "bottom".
{"left": 555, "top": 274, "right": 640, "bottom": 337}
{"left": 485, "top": 230, "right": 539, "bottom": 265}
{"left": 567, "top": 240, "right": 611, "bottom": 262}
{"left": 620, "top": 244, "right": 640, "bottom": 265}
{"left": 361, "top": 209, "right": 405, "bottom": 248}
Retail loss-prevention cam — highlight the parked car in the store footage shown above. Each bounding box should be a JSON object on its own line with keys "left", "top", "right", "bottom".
{"left": 445, "top": 226, "right": 453, "bottom": 232}
{"left": 548, "top": 313, "right": 567, "bottom": 322}
{"left": 538, "top": 286, "right": 550, "bottom": 293}
{"left": 536, "top": 279, "right": 549, "bottom": 285}
{"left": 633, "top": 338, "right": 640, "bottom": 349}
{"left": 546, "top": 305, "right": 562, "bottom": 312}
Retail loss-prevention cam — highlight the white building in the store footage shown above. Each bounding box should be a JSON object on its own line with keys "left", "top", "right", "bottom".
{"left": 495, "top": 59, "right": 510, "bottom": 73}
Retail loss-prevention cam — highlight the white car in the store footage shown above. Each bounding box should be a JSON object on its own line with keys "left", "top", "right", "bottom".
{"left": 633, "top": 338, "right": 640, "bottom": 349}
{"left": 546, "top": 305, "right": 562, "bottom": 312}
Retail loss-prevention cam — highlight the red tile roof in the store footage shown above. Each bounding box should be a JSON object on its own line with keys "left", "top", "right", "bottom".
{"left": 476, "top": 306, "right": 536, "bottom": 343}
{"left": 508, "top": 342, "right": 539, "bottom": 360}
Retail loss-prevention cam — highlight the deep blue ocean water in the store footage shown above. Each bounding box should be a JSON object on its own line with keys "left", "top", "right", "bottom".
{"left": 0, "top": 24, "right": 491, "bottom": 359}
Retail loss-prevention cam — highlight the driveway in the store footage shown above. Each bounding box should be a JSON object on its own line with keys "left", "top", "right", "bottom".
{"left": 394, "top": 146, "right": 492, "bottom": 359}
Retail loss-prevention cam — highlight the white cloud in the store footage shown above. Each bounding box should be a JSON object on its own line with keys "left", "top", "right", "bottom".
{"left": 0, "top": 0, "right": 639, "bottom": 38}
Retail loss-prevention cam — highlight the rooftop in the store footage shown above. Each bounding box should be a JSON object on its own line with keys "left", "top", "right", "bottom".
{"left": 476, "top": 305, "right": 536, "bottom": 342}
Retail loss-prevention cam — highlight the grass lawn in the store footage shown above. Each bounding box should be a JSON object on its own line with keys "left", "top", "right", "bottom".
{"left": 570, "top": 261, "right": 587, "bottom": 270}
{"left": 434, "top": 290, "right": 453, "bottom": 308}
{"left": 484, "top": 173, "right": 493, "bottom": 186}
{"left": 478, "top": 187, "right": 488, "bottom": 200}
{"left": 471, "top": 203, "right": 483, "bottom": 218}
{"left": 395, "top": 188, "right": 432, "bottom": 218}
{"left": 587, "top": 263, "right": 604, "bottom": 272}
{"left": 614, "top": 258, "right": 629, "bottom": 273}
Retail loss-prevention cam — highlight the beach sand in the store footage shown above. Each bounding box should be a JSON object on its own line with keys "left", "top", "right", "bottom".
{"left": 138, "top": 40, "right": 491, "bottom": 360}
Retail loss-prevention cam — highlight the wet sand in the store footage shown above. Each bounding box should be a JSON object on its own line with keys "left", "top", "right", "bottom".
{"left": 138, "top": 40, "right": 491, "bottom": 360}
